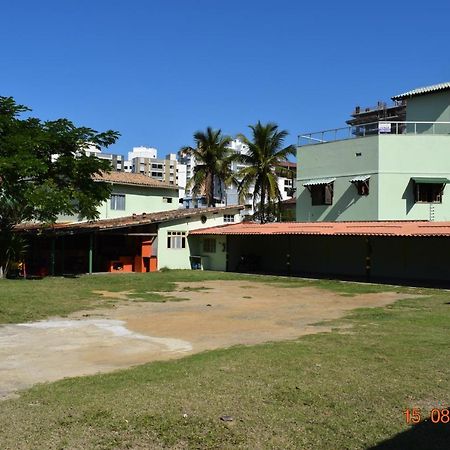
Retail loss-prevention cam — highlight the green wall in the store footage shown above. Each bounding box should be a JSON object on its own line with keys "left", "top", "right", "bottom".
{"left": 157, "top": 209, "right": 240, "bottom": 270}
{"left": 98, "top": 184, "right": 178, "bottom": 219}
{"left": 296, "top": 133, "right": 450, "bottom": 222}
{"left": 297, "top": 136, "right": 379, "bottom": 221}
{"left": 406, "top": 91, "right": 450, "bottom": 124}
{"left": 378, "top": 135, "right": 450, "bottom": 220}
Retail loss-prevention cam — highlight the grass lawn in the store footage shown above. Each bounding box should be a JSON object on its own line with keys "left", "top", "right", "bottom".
{"left": 0, "top": 272, "right": 449, "bottom": 449}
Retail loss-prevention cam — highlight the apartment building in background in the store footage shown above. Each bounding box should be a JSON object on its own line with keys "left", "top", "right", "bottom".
{"left": 179, "top": 138, "right": 296, "bottom": 211}
{"left": 126, "top": 147, "right": 187, "bottom": 198}
{"left": 86, "top": 145, "right": 187, "bottom": 200}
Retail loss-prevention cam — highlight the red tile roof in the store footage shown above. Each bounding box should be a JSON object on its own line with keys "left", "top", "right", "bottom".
{"left": 16, "top": 205, "right": 244, "bottom": 233}
{"left": 189, "top": 221, "right": 450, "bottom": 237}
{"left": 93, "top": 171, "right": 179, "bottom": 190}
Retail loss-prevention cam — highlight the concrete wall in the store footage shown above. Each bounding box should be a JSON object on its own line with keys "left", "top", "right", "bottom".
{"left": 378, "top": 135, "right": 450, "bottom": 220}
{"left": 406, "top": 91, "right": 450, "bottom": 124}
{"left": 296, "top": 133, "right": 450, "bottom": 222}
{"left": 98, "top": 185, "right": 178, "bottom": 220}
{"left": 157, "top": 209, "right": 241, "bottom": 270}
{"left": 297, "top": 136, "right": 379, "bottom": 221}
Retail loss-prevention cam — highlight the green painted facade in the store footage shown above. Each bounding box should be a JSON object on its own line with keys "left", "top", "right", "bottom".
{"left": 157, "top": 209, "right": 241, "bottom": 270}
{"left": 297, "top": 134, "right": 450, "bottom": 221}
{"left": 97, "top": 184, "right": 178, "bottom": 219}
{"left": 297, "top": 136, "right": 379, "bottom": 221}
{"left": 406, "top": 91, "right": 450, "bottom": 123}
{"left": 297, "top": 88, "right": 450, "bottom": 222}
{"left": 58, "top": 184, "right": 179, "bottom": 222}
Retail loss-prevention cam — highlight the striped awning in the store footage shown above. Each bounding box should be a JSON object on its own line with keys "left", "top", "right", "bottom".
{"left": 350, "top": 175, "right": 371, "bottom": 183}
{"left": 303, "top": 177, "right": 336, "bottom": 187}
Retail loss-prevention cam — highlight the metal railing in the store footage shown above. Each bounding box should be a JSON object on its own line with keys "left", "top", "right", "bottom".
{"left": 298, "top": 121, "right": 450, "bottom": 146}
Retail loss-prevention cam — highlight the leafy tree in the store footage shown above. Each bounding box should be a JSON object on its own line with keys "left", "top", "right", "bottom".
{"left": 237, "top": 121, "right": 295, "bottom": 223}
{"left": 180, "top": 127, "right": 235, "bottom": 207}
{"left": 0, "top": 96, "right": 120, "bottom": 276}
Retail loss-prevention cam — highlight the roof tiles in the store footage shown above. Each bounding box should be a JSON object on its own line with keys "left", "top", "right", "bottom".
{"left": 16, "top": 205, "right": 244, "bottom": 233}
{"left": 93, "top": 171, "right": 179, "bottom": 190}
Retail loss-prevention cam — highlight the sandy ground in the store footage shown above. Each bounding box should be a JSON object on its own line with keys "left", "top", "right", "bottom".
{"left": 0, "top": 281, "right": 418, "bottom": 399}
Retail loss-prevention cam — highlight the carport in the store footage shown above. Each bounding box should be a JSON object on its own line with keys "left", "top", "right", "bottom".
{"left": 190, "top": 221, "right": 450, "bottom": 284}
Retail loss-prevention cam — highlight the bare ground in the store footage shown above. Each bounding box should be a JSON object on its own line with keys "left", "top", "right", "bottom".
{"left": 0, "top": 281, "right": 419, "bottom": 399}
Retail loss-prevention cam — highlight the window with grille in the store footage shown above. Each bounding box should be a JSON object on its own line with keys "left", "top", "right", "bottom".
{"left": 223, "top": 214, "right": 235, "bottom": 223}
{"left": 203, "top": 238, "right": 216, "bottom": 253}
{"left": 110, "top": 194, "right": 125, "bottom": 210}
{"left": 167, "top": 231, "right": 186, "bottom": 249}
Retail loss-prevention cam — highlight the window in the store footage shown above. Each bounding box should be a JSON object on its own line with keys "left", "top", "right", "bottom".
{"left": 224, "top": 214, "right": 235, "bottom": 223}
{"left": 163, "top": 197, "right": 173, "bottom": 203}
{"left": 354, "top": 180, "right": 369, "bottom": 196}
{"left": 167, "top": 231, "right": 186, "bottom": 249}
{"left": 203, "top": 238, "right": 216, "bottom": 253}
{"left": 110, "top": 194, "right": 125, "bottom": 210}
{"left": 310, "top": 183, "right": 333, "bottom": 205}
{"left": 414, "top": 182, "right": 444, "bottom": 203}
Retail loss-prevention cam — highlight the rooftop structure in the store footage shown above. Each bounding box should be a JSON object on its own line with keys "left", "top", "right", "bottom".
{"left": 300, "top": 81, "right": 450, "bottom": 146}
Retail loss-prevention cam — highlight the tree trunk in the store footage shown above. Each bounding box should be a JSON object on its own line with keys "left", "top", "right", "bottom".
{"left": 209, "top": 173, "right": 215, "bottom": 207}
{"left": 260, "top": 182, "right": 266, "bottom": 224}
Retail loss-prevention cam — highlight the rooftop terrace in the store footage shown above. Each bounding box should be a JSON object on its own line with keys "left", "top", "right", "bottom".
{"left": 298, "top": 121, "right": 450, "bottom": 146}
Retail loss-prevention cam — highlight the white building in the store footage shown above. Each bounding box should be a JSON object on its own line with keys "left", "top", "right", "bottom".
{"left": 179, "top": 138, "right": 295, "bottom": 212}
{"left": 124, "top": 147, "right": 186, "bottom": 201}
{"left": 127, "top": 146, "right": 158, "bottom": 161}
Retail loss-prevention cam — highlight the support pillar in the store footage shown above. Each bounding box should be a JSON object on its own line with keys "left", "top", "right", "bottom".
{"left": 61, "top": 235, "right": 65, "bottom": 274}
{"left": 365, "top": 237, "right": 372, "bottom": 282}
{"left": 50, "top": 237, "right": 56, "bottom": 276}
{"left": 88, "top": 233, "right": 93, "bottom": 275}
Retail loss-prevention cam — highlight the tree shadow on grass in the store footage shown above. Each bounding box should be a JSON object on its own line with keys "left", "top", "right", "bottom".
{"left": 367, "top": 414, "right": 450, "bottom": 450}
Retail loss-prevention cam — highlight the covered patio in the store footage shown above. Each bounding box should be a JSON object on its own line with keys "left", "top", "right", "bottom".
{"left": 190, "top": 221, "right": 450, "bottom": 284}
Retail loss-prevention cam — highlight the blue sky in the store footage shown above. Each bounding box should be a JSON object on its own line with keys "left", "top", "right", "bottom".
{"left": 1, "top": 0, "right": 449, "bottom": 158}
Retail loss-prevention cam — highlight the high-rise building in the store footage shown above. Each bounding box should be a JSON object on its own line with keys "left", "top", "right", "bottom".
{"left": 179, "top": 139, "right": 296, "bottom": 211}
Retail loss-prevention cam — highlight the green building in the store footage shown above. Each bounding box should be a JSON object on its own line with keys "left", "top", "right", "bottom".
{"left": 58, "top": 172, "right": 179, "bottom": 222}
{"left": 297, "top": 82, "right": 450, "bottom": 222}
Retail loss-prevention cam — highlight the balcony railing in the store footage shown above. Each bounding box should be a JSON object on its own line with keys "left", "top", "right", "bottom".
{"left": 298, "top": 121, "right": 450, "bottom": 146}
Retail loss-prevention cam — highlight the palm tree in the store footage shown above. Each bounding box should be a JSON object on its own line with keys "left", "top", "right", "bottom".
{"left": 237, "top": 121, "right": 296, "bottom": 223}
{"left": 180, "top": 127, "right": 235, "bottom": 207}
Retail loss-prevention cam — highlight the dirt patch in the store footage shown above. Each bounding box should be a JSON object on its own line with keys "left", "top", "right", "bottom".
{"left": 0, "top": 281, "right": 421, "bottom": 399}
{"left": 116, "top": 281, "right": 419, "bottom": 349}
{"left": 92, "top": 290, "right": 133, "bottom": 300}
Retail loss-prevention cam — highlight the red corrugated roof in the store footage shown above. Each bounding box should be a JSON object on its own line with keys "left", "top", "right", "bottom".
{"left": 189, "top": 221, "right": 450, "bottom": 237}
